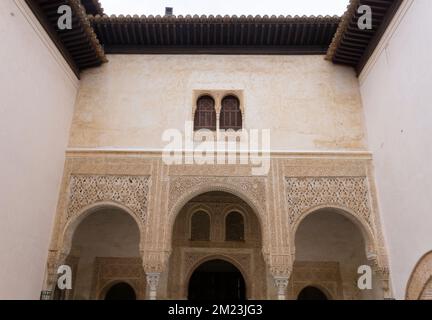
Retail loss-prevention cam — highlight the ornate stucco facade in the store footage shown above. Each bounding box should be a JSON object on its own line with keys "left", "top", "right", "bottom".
{"left": 2, "top": 0, "right": 431, "bottom": 300}
{"left": 43, "top": 149, "right": 390, "bottom": 300}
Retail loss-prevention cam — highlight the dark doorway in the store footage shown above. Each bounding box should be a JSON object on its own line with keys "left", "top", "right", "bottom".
{"left": 297, "top": 286, "right": 328, "bottom": 300}
{"left": 104, "top": 282, "right": 136, "bottom": 300}
{"left": 188, "top": 259, "right": 246, "bottom": 301}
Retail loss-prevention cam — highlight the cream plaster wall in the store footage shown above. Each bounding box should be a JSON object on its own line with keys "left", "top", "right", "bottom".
{"left": 359, "top": 0, "right": 432, "bottom": 300}
{"left": 69, "top": 54, "right": 366, "bottom": 151}
{"left": 0, "top": 0, "right": 78, "bottom": 299}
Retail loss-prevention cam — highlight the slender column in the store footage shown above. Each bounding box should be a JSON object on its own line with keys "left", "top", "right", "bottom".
{"left": 142, "top": 250, "right": 170, "bottom": 300}
{"left": 267, "top": 253, "right": 293, "bottom": 300}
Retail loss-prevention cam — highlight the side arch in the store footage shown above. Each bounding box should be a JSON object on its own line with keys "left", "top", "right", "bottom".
{"left": 60, "top": 201, "right": 144, "bottom": 256}
{"left": 406, "top": 251, "right": 432, "bottom": 300}
{"left": 291, "top": 204, "right": 377, "bottom": 260}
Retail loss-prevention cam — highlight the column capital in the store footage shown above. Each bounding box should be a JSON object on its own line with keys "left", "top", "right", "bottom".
{"left": 273, "top": 276, "right": 290, "bottom": 300}
{"left": 146, "top": 272, "right": 161, "bottom": 300}
{"left": 141, "top": 250, "right": 170, "bottom": 273}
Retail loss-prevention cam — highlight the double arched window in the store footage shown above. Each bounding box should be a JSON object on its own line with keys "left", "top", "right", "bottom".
{"left": 190, "top": 210, "right": 245, "bottom": 242}
{"left": 193, "top": 94, "right": 242, "bottom": 132}
{"left": 225, "top": 212, "right": 245, "bottom": 241}
{"left": 190, "top": 211, "right": 210, "bottom": 241}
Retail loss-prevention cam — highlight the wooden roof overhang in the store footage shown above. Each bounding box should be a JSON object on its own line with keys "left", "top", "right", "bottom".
{"left": 25, "top": 0, "right": 107, "bottom": 78}
{"left": 89, "top": 14, "right": 341, "bottom": 55}
{"left": 326, "top": 0, "right": 403, "bottom": 74}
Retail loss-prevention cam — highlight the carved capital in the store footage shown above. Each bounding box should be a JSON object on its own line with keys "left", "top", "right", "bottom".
{"left": 267, "top": 254, "right": 293, "bottom": 278}
{"left": 142, "top": 250, "right": 170, "bottom": 273}
{"left": 273, "top": 276, "right": 289, "bottom": 300}
{"left": 146, "top": 272, "right": 161, "bottom": 300}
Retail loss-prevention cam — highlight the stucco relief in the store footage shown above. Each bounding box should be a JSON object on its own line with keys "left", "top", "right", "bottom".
{"left": 291, "top": 261, "right": 343, "bottom": 300}
{"left": 167, "top": 176, "right": 268, "bottom": 244}
{"left": 178, "top": 250, "right": 257, "bottom": 298}
{"left": 285, "top": 176, "right": 373, "bottom": 231}
{"left": 184, "top": 252, "right": 251, "bottom": 278}
{"left": 168, "top": 176, "right": 266, "bottom": 217}
{"left": 406, "top": 251, "right": 432, "bottom": 300}
{"left": 90, "top": 257, "right": 146, "bottom": 300}
{"left": 67, "top": 174, "right": 151, "bottom": 223}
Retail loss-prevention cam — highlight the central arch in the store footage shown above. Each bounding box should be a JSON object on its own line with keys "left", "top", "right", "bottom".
{"left": 167, "top": 190, "right": 267, "bottom": 299}
{"left": 167, "top": 183, "right": 268, "bottom": 250}
{"left": 188, "top": 259, "right": 246, "bottom": 301}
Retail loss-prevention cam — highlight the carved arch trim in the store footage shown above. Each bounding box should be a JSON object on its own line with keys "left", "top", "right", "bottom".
{"left": 98, "top": 279, "right": 139, "bottom": 300}
{"left": 406, "top": 251, "right": 432, "bottom": 300}
{"left": 61, "top": 201, "right": 144, "bottom": 256}
{"left": 167, "top": 177, "right": 268, "bottom": 249}
{"left": 291, "top": 204, "right": 376, "bottom": 258}
{"left": 296, "top": 284, "right": 334, "bottom": 300}
{"left": 183, "top": 254, "right": 251, "bottom": 299}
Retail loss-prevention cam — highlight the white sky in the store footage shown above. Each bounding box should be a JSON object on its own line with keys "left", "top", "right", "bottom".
{"left": 101, "top": 0, "right": 349, "bottom": 17}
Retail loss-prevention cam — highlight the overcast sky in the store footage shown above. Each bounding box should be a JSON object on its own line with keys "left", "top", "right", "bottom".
{"left": 101, "top": 0, "right": 349, "bottom": 16}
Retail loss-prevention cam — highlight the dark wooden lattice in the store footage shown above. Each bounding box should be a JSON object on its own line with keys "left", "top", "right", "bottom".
{"left": 194, "top": 96, "right": 216, "bottom": 131}
{"left": 220, "top": 96, "right": 242, "bottom": 131}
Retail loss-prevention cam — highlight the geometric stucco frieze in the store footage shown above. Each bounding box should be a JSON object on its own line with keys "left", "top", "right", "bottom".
{"left": 291, "top": 261, "right": 343, "bottom": 300}
{"left": 91, "top": 257, "right": 146, "bottom": 300}
{"left": 67, "top": 174, "right": 151, "bottom": 223}
{"left": 183, "top": 251, "right": 251, "bottom": 279}
{"left": 285, "top": 176, "right": 372, "bottom": 229}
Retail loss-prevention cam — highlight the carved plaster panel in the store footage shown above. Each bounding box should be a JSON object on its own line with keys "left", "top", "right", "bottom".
{"left": 285, "top": 176, "right": 372, "bottom": 229}
{"left": 291, "top": 261, "right": 343, "bottom": 300}
{"left": 90, "top": 257, "right": 145, "bottom": 300}
{"left": 168, "top": 175, "right": 266, "bottom": 219}
{"left": 67, "top": 175, "right": 150, "bottom": 223}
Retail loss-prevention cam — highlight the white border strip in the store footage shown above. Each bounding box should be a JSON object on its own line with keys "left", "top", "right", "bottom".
{"left": 359, "top": 0, "right": 415, "bottom": 84}
{"left": 13, "top": 0, "right": 79, "bottom": 88}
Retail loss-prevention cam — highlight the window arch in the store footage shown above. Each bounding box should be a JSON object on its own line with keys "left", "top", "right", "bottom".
{"left": 220, "top": 95, "right": 242, "bottom": 131}
{"left": 194, "top": 95, "right": 216, "bottom": 131}
{"left": 190, "top": 211, "right": 210, "bottom": 241}
{"left": 225, "top": 211, "right": 244, "bottom": 241}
